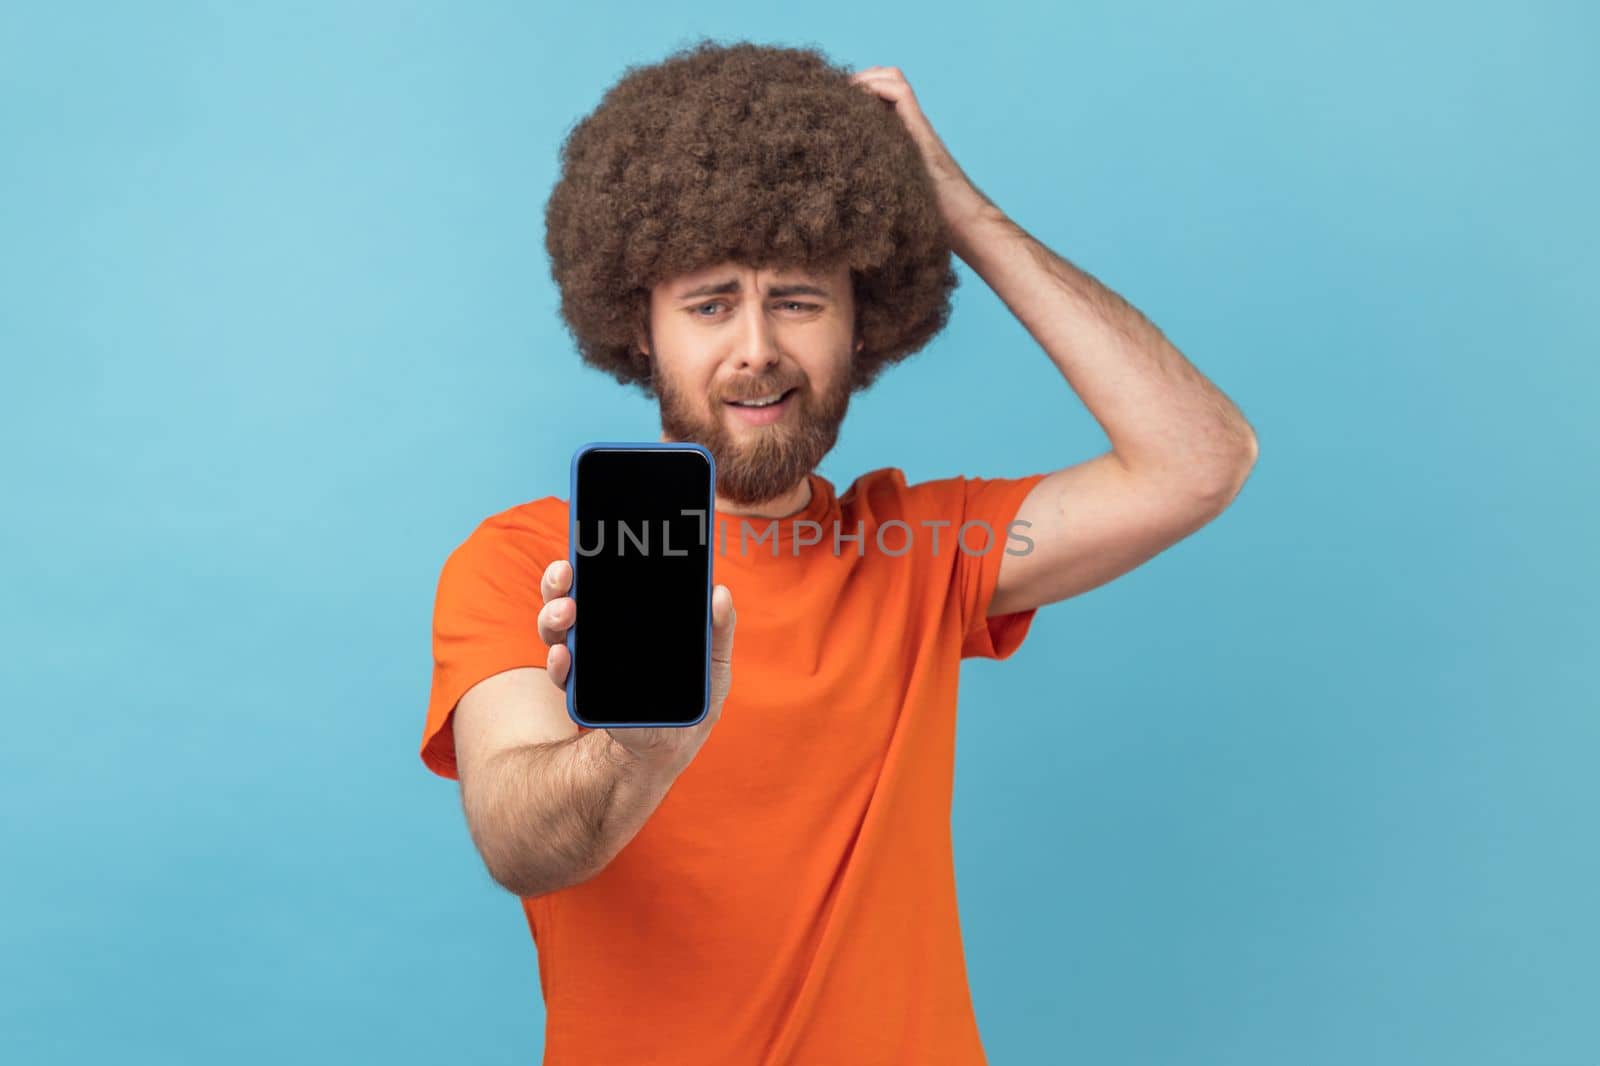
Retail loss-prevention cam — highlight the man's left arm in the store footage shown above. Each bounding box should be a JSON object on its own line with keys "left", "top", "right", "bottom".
{"left": 851, "top": 67, "right": 1260, "bottom": 617}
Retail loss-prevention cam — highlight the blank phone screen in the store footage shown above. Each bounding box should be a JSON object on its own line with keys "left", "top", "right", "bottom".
{"left": 569, "top": 447, "right": 714, "bottom": 726}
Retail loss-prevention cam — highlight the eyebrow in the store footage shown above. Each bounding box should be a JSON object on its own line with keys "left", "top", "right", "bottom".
{"left": 675, "top": 279, "right": 832, "bottom": 301}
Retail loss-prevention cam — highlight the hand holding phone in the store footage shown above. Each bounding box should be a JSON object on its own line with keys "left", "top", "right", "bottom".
{"left": 538, "top": 559, "right": 735, "bottom": 774}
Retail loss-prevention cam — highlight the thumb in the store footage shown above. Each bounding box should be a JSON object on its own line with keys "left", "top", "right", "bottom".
{"left": 710, "top": 584, "right": 735, "bottom": 665}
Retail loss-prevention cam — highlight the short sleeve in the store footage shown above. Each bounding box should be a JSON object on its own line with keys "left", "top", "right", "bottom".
{"left": 420, "top": 517, "right": 555, "bottom": 780}
{"left": 950, "top": 472, "right": 1050, "bottom": 660}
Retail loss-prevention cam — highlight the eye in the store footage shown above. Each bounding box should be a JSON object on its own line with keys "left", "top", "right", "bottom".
{"left": 692, "top": 301, "right": 728, "bottom": 317}
{"left": 778, "top": 301, "right": 820, "bottom": 313}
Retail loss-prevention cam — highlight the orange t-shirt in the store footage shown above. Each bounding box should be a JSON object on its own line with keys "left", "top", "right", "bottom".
{"left": 422, "top": 465, "right": 1049, "bottom": 1065}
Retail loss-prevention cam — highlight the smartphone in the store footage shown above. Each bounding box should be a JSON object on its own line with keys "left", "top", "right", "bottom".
{"left": 566, "top": 442, "right": 716, "bottom": 729}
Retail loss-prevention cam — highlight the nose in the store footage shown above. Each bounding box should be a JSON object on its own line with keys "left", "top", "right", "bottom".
{"left": 734, "top": 297, "right": 782, "bottom": 373}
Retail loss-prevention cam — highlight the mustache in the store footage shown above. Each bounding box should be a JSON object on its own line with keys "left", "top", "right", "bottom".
{"left": 721, "top": 381, "right": 802, "bottom": 403}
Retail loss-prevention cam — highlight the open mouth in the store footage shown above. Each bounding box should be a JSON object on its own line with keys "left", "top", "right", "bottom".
{"left": 724, "top": 387, "right": 797, "bottom": 425}
{"left": 725, "top": 387, "right": 796, "bottom": 409}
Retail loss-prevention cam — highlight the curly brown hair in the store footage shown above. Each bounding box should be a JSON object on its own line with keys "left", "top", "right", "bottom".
{"left": 543, "top": 38, "right": 959, "bottom": 394}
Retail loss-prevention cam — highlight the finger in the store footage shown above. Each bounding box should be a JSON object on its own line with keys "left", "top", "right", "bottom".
{"left": 538, "top": 595, "right": 575, "bottom": 647}
{"left": 851, "top": 76, "right": 910, "bottom": 105}
{"left": 710, "top": 584, "right": 736, "bottom": 664}
{"left": 541, "top": 559, "right": 572, "bottom": 604}
{"left": 546, "top": 642, "right": 571, "bottom": 690}
{"left": 708, "top": 584, "right": 735, "bottom": 706}
{"left": 852, "top": 69, "right": 906, "bottom": 88}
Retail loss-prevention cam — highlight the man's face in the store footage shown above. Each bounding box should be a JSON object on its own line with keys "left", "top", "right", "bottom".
{"left": 640, "top": 260, "right": 862, "bottom": 506}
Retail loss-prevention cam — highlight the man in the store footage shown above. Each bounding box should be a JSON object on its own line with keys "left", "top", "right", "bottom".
{"left": 421, "top": 39, "right": 1256, "bottom": 1065}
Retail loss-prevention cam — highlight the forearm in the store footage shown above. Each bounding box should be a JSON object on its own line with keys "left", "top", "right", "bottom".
{"left": 951, "top": 204, "right": 1257, "bottom": 485}
{"left": 461, "top": 730, "right": 677, "bottom": 897}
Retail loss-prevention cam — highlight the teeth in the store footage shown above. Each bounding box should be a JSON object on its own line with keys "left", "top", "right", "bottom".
{"left": 732, "top": 391, "right": 786, "bottom": 407}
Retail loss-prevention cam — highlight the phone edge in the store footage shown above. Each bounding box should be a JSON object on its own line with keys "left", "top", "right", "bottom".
{"left": 566, "top": 441, "right": 717, "bottom": 731}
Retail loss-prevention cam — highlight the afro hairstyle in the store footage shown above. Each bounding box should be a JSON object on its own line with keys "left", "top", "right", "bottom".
{"left": 543, "top": 38, "right": 960, "bottom": 394}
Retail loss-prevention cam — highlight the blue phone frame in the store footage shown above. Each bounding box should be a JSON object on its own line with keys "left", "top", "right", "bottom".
{"left": 566, "top": 441, "right": 717, "bottom": 730}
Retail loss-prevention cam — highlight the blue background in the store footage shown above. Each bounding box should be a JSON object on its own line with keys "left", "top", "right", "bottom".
{"left": 3, "top": 2, "right": 1595, "bottom": 1063}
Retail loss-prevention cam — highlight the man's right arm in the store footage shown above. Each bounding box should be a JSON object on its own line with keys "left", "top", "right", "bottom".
{"left": 448, "top": 560, "right": 734, "bottom": 897}
{"left": 452, "top": 666, "right": 681, "bottom": 897}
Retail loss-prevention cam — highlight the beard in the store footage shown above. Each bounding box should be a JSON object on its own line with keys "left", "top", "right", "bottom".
{"left": 655, "top": 361, "right": 853, "bottom": 507}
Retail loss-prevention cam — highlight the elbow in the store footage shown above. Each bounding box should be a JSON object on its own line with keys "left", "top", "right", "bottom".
{"left": 464, "top": 819, "right": 559, "bottom": 899}
{"left": 1133, "top": 417, "right": 1259, "bottom": 510}
{"left": 484, "top": 856, "right": 545, "bottom": 899}
{"left": 1192, "top": 427, "right": 1259, "bottom": 511}
{"left": 494, "top": 873, "right": 559, "bottom": 900}
{"left": 478, "top": 835, "right": 600, "bottom": 899}
{"left": 476, "top": 841, "right": 539, "bottom": 898}
{"left": 484, "top": 855, "right": 586, "bottom": 900}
